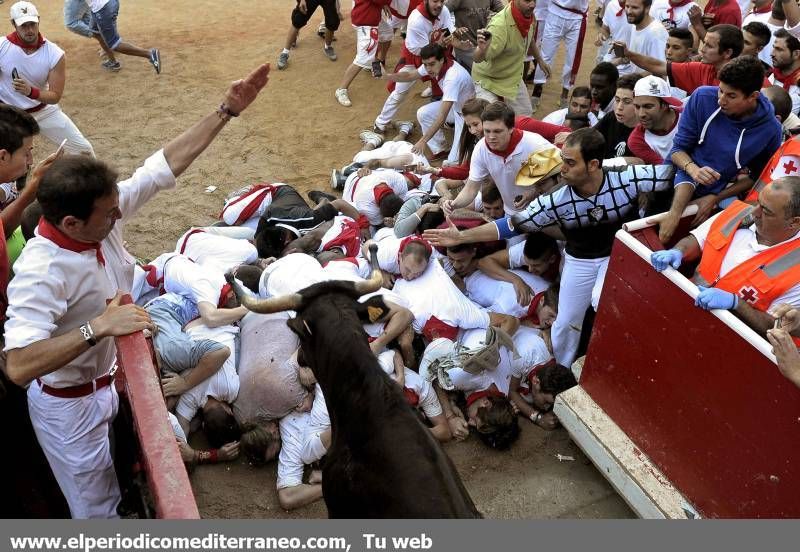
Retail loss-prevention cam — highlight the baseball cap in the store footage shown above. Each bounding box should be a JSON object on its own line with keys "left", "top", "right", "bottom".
{"left": 633, "top": 75, "right": 682, "bottom": 107}
{"left": 10, "top": 2, "right": 39, "bottom": 26}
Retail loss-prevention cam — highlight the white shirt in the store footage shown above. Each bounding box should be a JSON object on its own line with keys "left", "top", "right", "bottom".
{"left": 277, "top": 410, "right": 312, "bottom": 490}
{"left": 768, "top": 73, "right": 800, "bottom": 115}
{"left": 160, "top": 254, "right": 227, "bottom": 307}
{"left": 317, "top": 216, "right": 361, "bottom": 257}
{"left": 619, "top": 19, "right": 668, "bottom": 75}
{"left": 259, "top": 253, "right": 324, "bottom": 298}
{"left": 5, "top": 150, "right": 176, "bottom": 387}
{"left": 508, "top": 327, "right": 553, "bottom": 400}
{"left": 87, "top": 0, "right": 111, "bottom": 12}
{"left": 542, "top": 107, "right": 599, "bottom": 127}
{"left": 548, "top": 0, "right": 590, "bottom": 20}
{"left": 603, "top": 0, "right": 633, "bottom": 41}
{"left": 464, "top": 269, "right": 551, "bottom": 318}
{"left": 174, "top": 228, "right": 258, "bottom": 273}
{"left": 0, "top": 37, "right": 64, "bottom": 110}
{"left": 219, "top": 183, "right": 286, "bottom": 228}
{"left": 175, "top": 323, "right": 240, "bottom": 421}
{"left": 343, "top": 169, "right": 410, "bottom": 226}
{"left": 690, "top": 216, "right": 800, "bottom": 310}
{"left": 393, "top": 260, "right": 490, "bottom": 332}
{"left": 650, "top": 0, "right": 699, "bottom": 30}
{"left": 417, "top": 59, "right": 474, "bottom": 112}
{"left": 405, "top": 6, "right": 455, "bottom": 56}
{"left": 469, "top": 131, "right": 554, "bottom": 216}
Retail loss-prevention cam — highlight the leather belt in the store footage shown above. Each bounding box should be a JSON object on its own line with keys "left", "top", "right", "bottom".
{"left": 37, "top": 370, "right": 115, "bottom": 399}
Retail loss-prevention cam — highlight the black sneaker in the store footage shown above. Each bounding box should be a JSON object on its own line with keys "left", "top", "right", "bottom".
{"left": 308, "top": 190, "right": 337, "bottom": 204}
{"left": 149, "top": 48, "right": 161, "bottom": 74}
{"left": 341, "top": 161, "right": 363, "bottom": 177}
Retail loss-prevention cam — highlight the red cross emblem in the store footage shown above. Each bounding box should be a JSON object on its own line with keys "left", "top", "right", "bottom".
{"left": 783, "top": 160, "right": 798, "bottom": 174}
{"left": 738, "top": 286, "right": 759, "bottom": 304}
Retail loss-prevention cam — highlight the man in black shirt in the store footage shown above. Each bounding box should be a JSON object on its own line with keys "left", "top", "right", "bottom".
{"left": 593, "top": 73, "right": 642, "bottom": 160}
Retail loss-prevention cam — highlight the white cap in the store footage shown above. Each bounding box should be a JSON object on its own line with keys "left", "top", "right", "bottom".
{"left": 633, "top": 75, "right": 682, "bottom": 106}
{"left": 10, "top": 2, "right": 39, "bottom": 26}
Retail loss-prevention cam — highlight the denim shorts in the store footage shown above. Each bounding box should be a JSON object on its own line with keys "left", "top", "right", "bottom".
{"left": 90, "top": 0, "right": 122, "bottom": 50}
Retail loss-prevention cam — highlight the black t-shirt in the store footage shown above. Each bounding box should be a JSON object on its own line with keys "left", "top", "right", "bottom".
{"left": 593, "top": 114, "right": 634, "bottom": 159}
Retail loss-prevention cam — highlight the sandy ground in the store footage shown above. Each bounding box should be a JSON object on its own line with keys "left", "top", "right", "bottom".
{"left": 31, "top": 1, "right": 633, "bottom": 518}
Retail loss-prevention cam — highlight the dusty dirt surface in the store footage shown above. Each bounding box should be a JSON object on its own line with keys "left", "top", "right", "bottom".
{"left": 33, "top": 1, "right": 633, "bottom": 518}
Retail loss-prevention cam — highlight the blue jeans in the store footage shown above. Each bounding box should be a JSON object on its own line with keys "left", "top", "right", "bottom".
{"left": 90, "top": 0, "right": 122, "bottom": 50}
{"left": 64, "top": 0, "right": 94, "bottom": 38}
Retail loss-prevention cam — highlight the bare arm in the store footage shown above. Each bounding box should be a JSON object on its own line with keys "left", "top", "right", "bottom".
{"left": 733, "top": 300, "right": 778, "bottom": 337}
{"left": 329, "top": 198, "right": 361, "bottom": 221}
{"left": 784, "top": 0, "right": 800, "bottom": 27}
{"left": 427, "top": 413, "right": 453, "bottom": 442}
{"left": 14, "top": 57, "right": 66, "bottom": 104}
{"left": 1, "top": 151, "right": 60, "bottom": 238}
{"left": 368, "top": 302, "right": 413, "bottom": 354}
{"left": 382, "top": 69, "right": 422, "bottom": 83}
{"left": 163, "top": 64, "right": 270, "bottom": 178}
{"left": 619, "top": 43, "right": 667, "bottom": 76}
{"left": 197, "top": 302, "right": 248, "bottom": 328}
{"left": 416, "top": 100, "right": 454, "bottom": 149}
{"left": 5, "top": 293, "right": 154, "bottom": 387}
{"left": 277, "top": 484, "right": 323, "bottom": 510}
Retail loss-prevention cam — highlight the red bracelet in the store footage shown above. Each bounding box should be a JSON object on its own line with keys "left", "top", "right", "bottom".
{"left": 28, "top": 87, "right": 40, "bottom": 100}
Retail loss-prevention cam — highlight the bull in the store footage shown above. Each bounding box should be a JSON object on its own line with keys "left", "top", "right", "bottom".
{"left": 226, "top": 245, "right": 481, "bottom": 518}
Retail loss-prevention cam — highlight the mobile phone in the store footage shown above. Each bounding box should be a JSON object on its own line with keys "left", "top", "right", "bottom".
{"left": 481, "top": 29, "right": 492, "bottom": 40}
{"left": 371, "top": 60, "right": 382, "bottom": 78}
{"left": 443, "top": 29, "right": 451, "bottom": 38}
{"left": 55, "top": 138, "right": 68, "bottom": 156}
{"left": 613, "top": 43, "right": 625, "bottom": 58}
{"left": 12, "top": 67, "right": 19, "bottom": 80}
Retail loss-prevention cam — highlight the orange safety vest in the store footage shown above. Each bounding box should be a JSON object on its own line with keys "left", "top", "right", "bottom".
{"left": 746, "top": 136, "right": 800, "bottom": 201}
{"left": 695, "top": 201, "right": 800, "bottom": 346}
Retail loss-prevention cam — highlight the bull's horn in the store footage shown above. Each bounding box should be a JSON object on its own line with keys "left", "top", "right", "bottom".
{"left": 225, "top": 272, "right": 303, "bottom": 313}
{"left": 353, "top": 243, "right": 383, "bottom": 295}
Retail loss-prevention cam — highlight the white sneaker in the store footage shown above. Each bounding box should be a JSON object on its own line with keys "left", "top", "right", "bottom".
{"left": 397, "top": 120, "right": 414, "bottom": 136}
{"left": 335, "top": 88, "right": 352, "bottom": 107}
{"left": 421, "top": 86, "right": 433, "bottom": 98}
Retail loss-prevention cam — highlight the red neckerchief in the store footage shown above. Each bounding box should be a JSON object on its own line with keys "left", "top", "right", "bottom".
{"left": 403, "top": 387, "right": 420, "bottom": 407}
{"left": 417, "top": 1, "right": 438, "bottom": 23}
{"left": 616, "top": 0, "right": 626, "bottom": 17}
{"left": 6, "top": 31, "right": 46, "bottom": 50}
{"left": 140, "top": 264, "right": 163, "bottom": 289}
{"left": 219, "top": 183, "right": 275, "bottom": 225}
{"left": 373, "top": 183, "right": 394, "bottom": 205}
{"left": 486, "top": 128, "right": 524, "bottom": 160}
{"left": 750, "top": 3, "right": 772, "bottom": 14}
{"left": 510, "top": 2, "right": 533, "bottom": 38}
{"left": 37, "top": 217, "right": 105, "bottom": 266}
{"left": 523, "top": 291, "right": 546, "bottom": 324}
{"left": 422, "top": 316, "right": 458, "bottom": 341}
{"left": 218, "top": 283, "right": 232, "bottom": 308}
{"left": 666, "top": 0, "right": 692, "bottom": 19}
{"left": 772, "top": 65, "right": 800, "bottom": 91}
{"left": 465, "top": 383, "right": 505, "bottom": 407}
{"left": 397, "top": 235, "right": 433, "bottom": 270}
{"left": 402, "top": 171, "right": 422, "bottom": 188}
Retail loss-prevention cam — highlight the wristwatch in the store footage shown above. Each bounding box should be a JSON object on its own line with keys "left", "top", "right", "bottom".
{"left": 79, "top": 322, "right": 97, "bottom": 346}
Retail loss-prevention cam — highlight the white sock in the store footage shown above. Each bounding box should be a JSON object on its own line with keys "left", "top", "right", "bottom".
{"left": 282, "top": 48, "right": 290, "bottom": 55}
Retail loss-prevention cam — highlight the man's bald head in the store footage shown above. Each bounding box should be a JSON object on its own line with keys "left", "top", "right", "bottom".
{"left": 762, "top": 86, "right": 793, "bottom": 122}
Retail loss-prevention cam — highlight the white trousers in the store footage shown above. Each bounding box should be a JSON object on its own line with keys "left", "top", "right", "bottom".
{"left": 474, "top": 80, "right": 533, "bottom": 117}
{"left": 533, "top": 13, "right": 584, "bottom": 90}
{"left": 28, "top": 381, "right": 121, "bottom": 519}
{"left": 33, "top": 104, "right": 94, "bottom": 157}
{"left": 375, "top": 65, "right": 419, "bottom": 129}
{"left": 551, "top": 253, "right": 609, "bottom": 368}
{"left": 416, "top": 101, "right": 464, "bottom": 163}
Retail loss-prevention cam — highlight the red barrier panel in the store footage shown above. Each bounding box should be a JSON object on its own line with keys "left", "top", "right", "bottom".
{"left": 582, "top": 237, "right": 800, "bottom": 518}
{"left": 114, "top": 295, "right": 200, "bottom": 519}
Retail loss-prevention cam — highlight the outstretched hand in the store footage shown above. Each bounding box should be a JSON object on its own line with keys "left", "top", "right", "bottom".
{"left": 422, "top": 218, "right": 461, "bottom": 247}
{"left": 224, "top": 64, "right": 271, "bottom": 115}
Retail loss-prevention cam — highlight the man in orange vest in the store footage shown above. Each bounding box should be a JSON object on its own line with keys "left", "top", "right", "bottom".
{"left": 651, "top": 176, "right": 800, "bottom": 341}
{"left": 747, "top": 132, "right": 800, "bottom": 201}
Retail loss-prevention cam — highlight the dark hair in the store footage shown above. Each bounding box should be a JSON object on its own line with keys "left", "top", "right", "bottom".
{"left": 537, "top": 363, "right": 578, "bottom": 396}
{"left": 775, "top": 28, "right": 800, "bottom": 53}
{"left": 542, "top": 283, "right": 560, "bottom": 310}
{"left": 563, "top": 128, "right": 606, "bottom": 167}
{"left": 639, "top": 0, "right": 653, "bottom": 7}
{"left": 571, "top": 85, "right": 591, "bottom": 100}
{"left": 458, "top": 97, "right": 490, "bottom": 162}
{"left": 481, "top": 183, "right": 502, "bottom": 204}
{"left": 37, "top": 156, "right": 118, "bottom": 225}
{"left": 446, "top": 242, "right": 477, "bottom": 254}
{"left": 590, "top": 62, "right": 619, "bottom": 85}
{"left": 773, "top": 0, "right": 786, "bottom": 21}
{"left": 523, "top": 232, "right": 559, "bottom": 261}
{"left": 0, "top": 104, "right": 39, "bottom": 155}
{"left": 417, "top": 207, "right": 445, "bottom": 232}
{"left": 203, "top": 401, "right": 241, "bottom": 448}
{"left": 481, "top": 101, "right": 515, "bottom": 129}
{"left": 239, "top": 422, "right": 280, "bottom": 465}
{"left": 420, "top": 42, "right": 445, "bottom": 61}
{"left": 234, "top": 264, "right": 263, "bottom": 293}
{"left": 772, "top": 176, "right": 800, "bottom": 217}
{"left": 616, "top": 73, "right": 644, "bottom": 92}
{"left": 762, "top": 85, "right": 793, "bottom": 122}
{"left": 20, "top": 201, "right": 42, "bottom": 241}
{"left": 474, "top": 396, "right": 520, "bottom": 450}
{"left": 718, "top": 55, "right": 765, "bottom": 96}
{"left": 744, "top": 22, "right": 771, "bottom": 49}
{"left": 379, "top": 192, "right": 404, "bottom": 218}
{"left": 708, "top": 24, "right": 744, "bottom": 59}
{"left": 668, "top": 27, "right": 694, "bottom": 49}
{"left": 255, "top": 225, "right": 288, "bottom": 258}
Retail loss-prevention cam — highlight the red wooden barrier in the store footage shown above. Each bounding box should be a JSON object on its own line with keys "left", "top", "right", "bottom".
{"left": 114, "top": 294, "right": 200, "bottom": 519}
{"left": 580, "top": 236, "right": 800, "bottom": 518}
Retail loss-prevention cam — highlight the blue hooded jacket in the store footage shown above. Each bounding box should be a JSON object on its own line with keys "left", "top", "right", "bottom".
{"left": 669, "top": 86, "right": 783, "bottom": 197}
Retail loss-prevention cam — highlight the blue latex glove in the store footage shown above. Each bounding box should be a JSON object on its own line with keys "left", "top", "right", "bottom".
{"left": 651, "top": 249, "right": 683, "bottom": 272}
{"left": 695, "top": 286, "right": 738, "bottom": 310}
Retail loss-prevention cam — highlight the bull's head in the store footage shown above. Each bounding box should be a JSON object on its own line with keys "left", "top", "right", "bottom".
{"left": 225, "top": 244, "right": 384, "bottom": 315}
